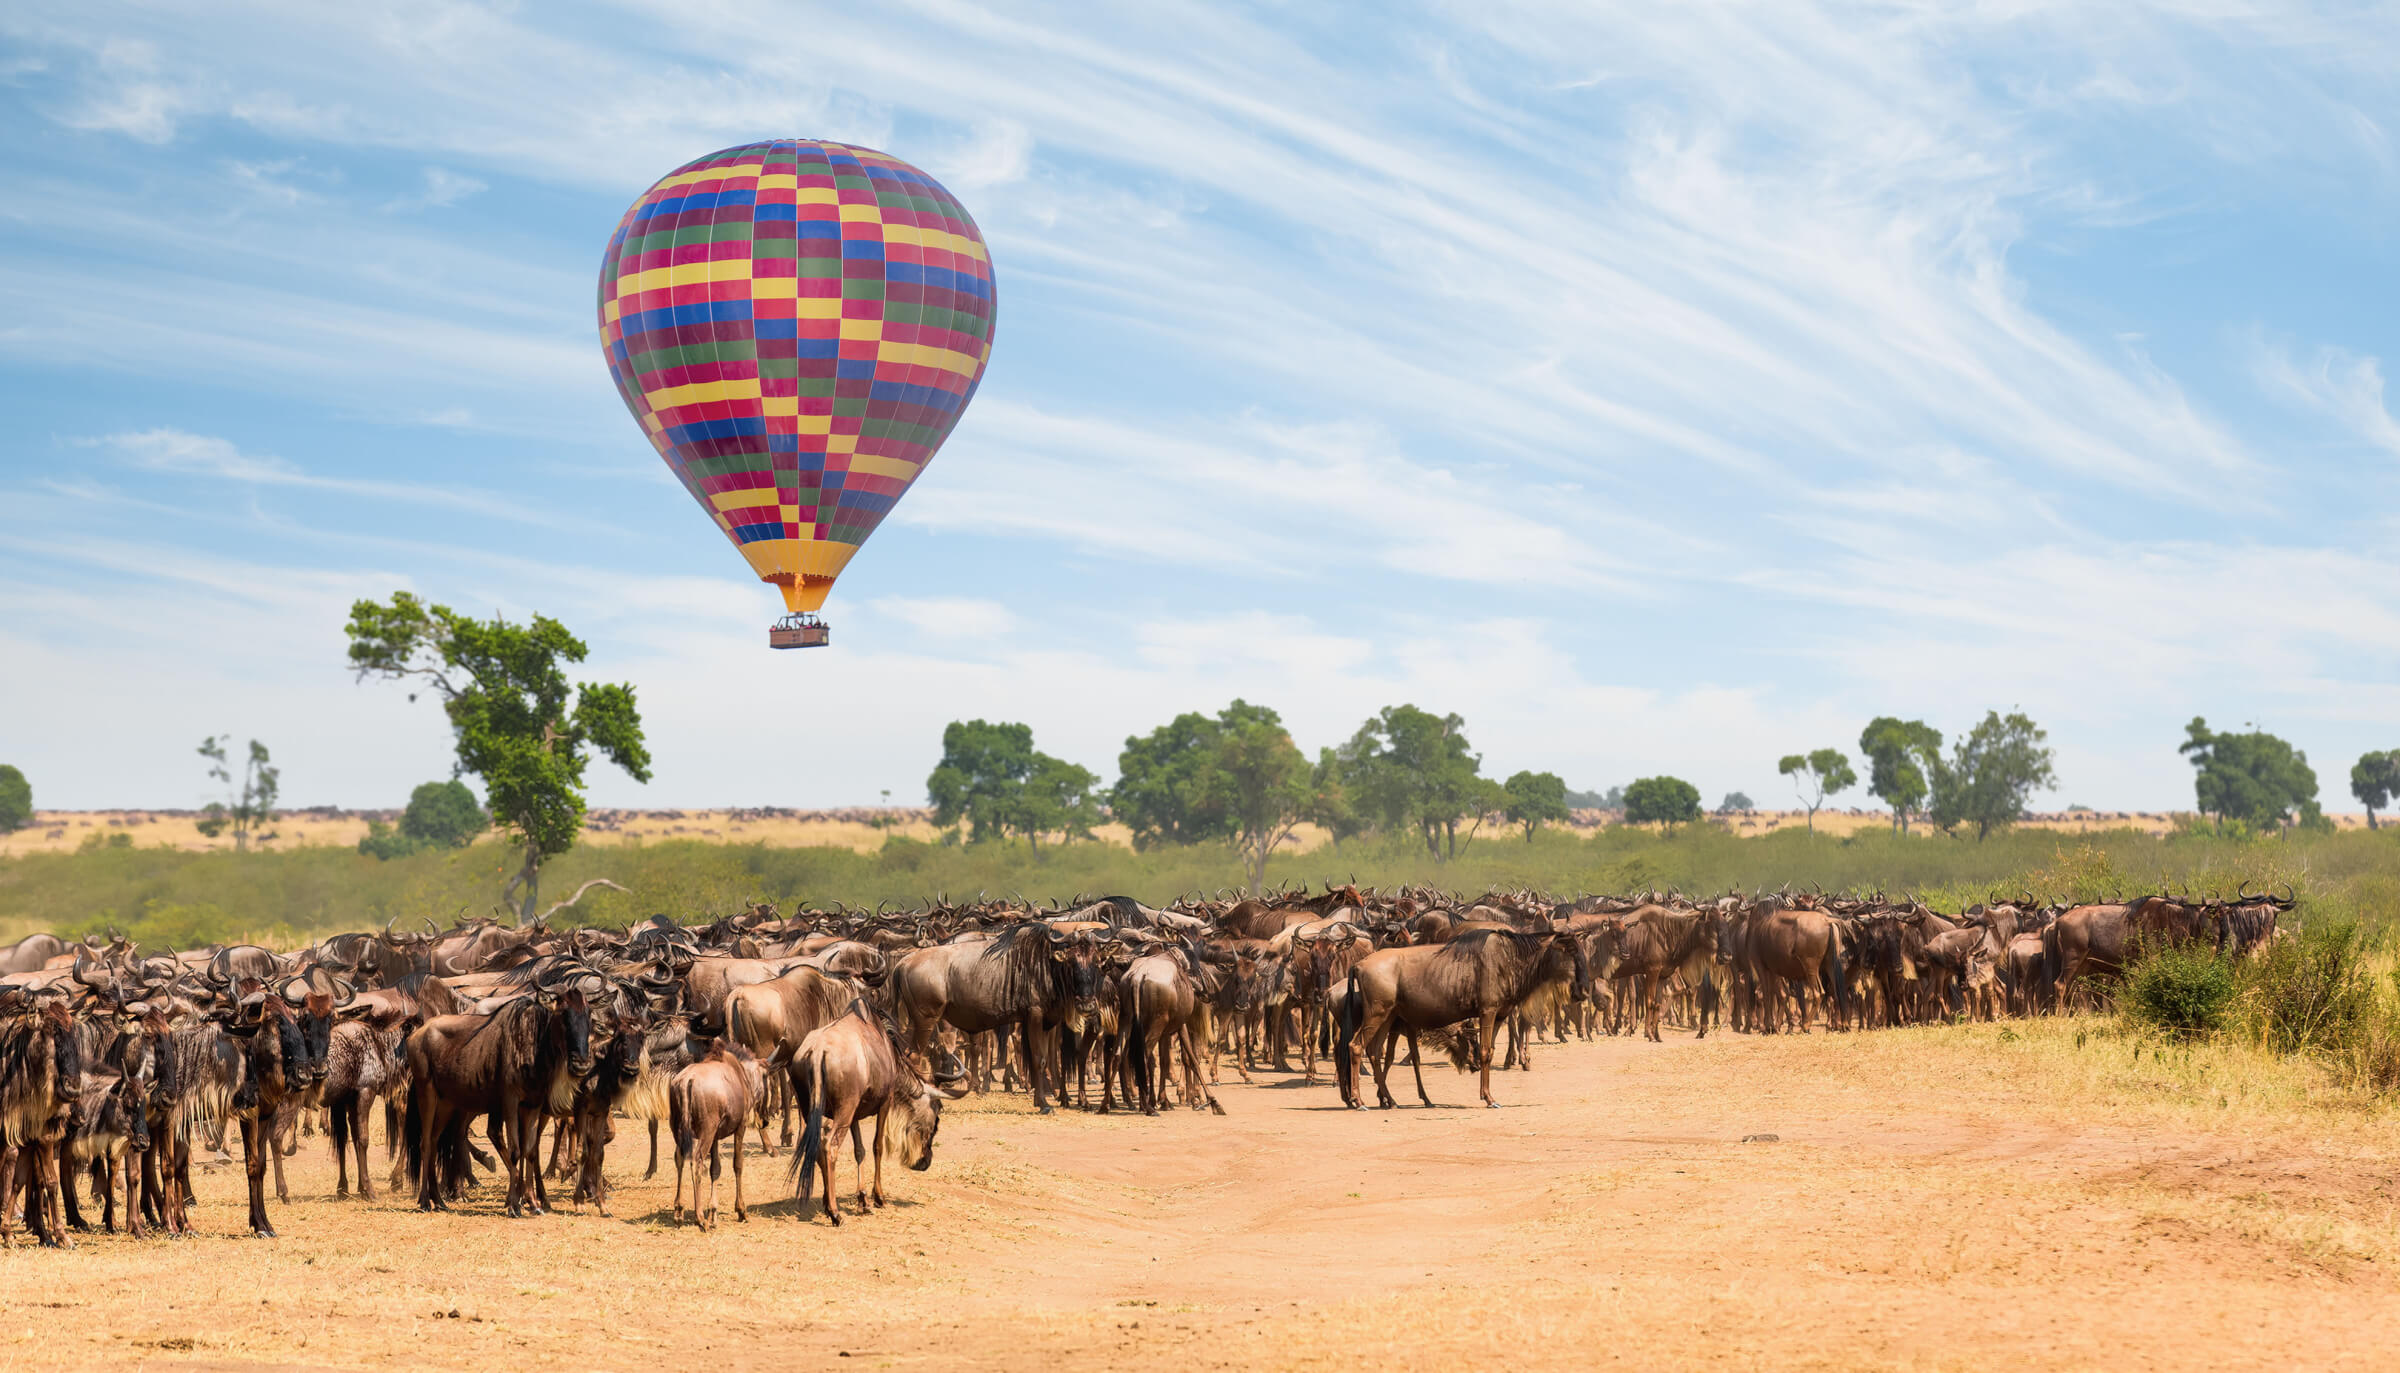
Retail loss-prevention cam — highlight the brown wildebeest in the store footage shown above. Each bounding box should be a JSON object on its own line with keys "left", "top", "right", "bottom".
{"left": 213, "top": 987, "right": 318, "bottom": 1238}
{"left": 2044, "top": 902, "right": 2139, "bottom": 1011}
{"left": 680, "top": 955, "right": 805, "bottom": 1032}
{"left": 0, "top": 935, "right": 68, "bottom": 978}
{"left": 791, "top": 1001, "right": 965, "bottom": 1225}
{"left": 1607, "top": 905, "right": 1718, "bottom": 1042}
{"left": 888, "top": 924, "right": 1107, "bottom": 1113}
{"left": 1118, "top": 947, "right": 1225, "bottom": 1116}
{"left": 1333, "top": 928, "right": 1592, "bottom": 1110}
{"left": 323, "top": 1001, "right": 413, "bottom": 1199}
{"left": 723, "top": 966, "right": 859, "bottom": 1150}
{"left": 0, "top": 996, "right": 84, "bottom": 1247}
{"left": 1737, "top": 901, "right": 1852, "bottom": 1033}
{"left": 668, "top": 1039, "right": 765, "bottom": 1230}
{"left": 404, "top": 979, "right": 594, "bottom": 1216}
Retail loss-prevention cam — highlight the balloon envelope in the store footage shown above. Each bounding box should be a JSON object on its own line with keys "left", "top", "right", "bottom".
{"left": 598, "top": 140, "right": 996, "bottom": 613}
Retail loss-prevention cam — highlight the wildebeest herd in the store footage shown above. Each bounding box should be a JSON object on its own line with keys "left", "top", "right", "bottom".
{"left": 0, "top": 879, "right": 2295, "bottom": 1246}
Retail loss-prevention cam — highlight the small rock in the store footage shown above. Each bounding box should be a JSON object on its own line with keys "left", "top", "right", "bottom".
{"left": 1741, "top": 1133, "right": 1780, "bottom": 1143}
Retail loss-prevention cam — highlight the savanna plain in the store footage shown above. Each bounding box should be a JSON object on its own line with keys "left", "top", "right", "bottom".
{"left": 4, "top": 824, "right": 2399, "bottom": 1371}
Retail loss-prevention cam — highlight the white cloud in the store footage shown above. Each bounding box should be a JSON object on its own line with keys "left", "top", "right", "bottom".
{"left": 83, "top": 429, "right": 601, "bottom": 531}
{"left": 384, "top": 165, "right": 486, "bottom": 212}
{"left": 869, "top": 596, "right": 1020, "bottom": 640}
{"left": 2248, "top": 331, "right": 2400, "bottom": 461}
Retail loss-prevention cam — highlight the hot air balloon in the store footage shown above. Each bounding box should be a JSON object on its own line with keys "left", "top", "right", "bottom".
{"left": 598, "top": 140, "right": 997, "bottom": 648}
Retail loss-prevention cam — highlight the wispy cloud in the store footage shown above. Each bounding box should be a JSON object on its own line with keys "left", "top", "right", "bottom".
{"left": 2248, "top": 331, "right": 2400, "bottom": 461}
{"left": 383, "top": 165, "right": 486, "bottom": 212}
{"left": 84, "top": 429, "right": 596, "bottom": 531}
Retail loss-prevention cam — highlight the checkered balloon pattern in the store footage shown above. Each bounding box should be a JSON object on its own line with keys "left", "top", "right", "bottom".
{"left": 598, "top": 140, "right": 997, "bottom": 613}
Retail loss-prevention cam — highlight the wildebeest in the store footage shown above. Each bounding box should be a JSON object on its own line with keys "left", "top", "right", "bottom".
{"left": 1334, "top": 928, "right": 1591, "bottom": 1110}
{"left": 889, "top": 924, "right": 1107, "bottom": 1113}
{"left": 0, "top": 996, "right": 84, "bottom": 1247}
{"left": 723, "top": 965, "right": 859, "bottom": 1150}
{"left": 404, "top": 977, "right": 594, "bottom": 1216}
{"left": 668, "top": 1038, "right": 765, "bottom": 1230}
{"left": 791, "top": 1001, "right": 966, "bottom": 1225}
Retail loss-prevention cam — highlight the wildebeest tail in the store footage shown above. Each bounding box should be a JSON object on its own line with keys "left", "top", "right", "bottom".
{"left": 2039, "top": 925, "right": 2060, "bottom": 1013}
{"left": 1124, "top": 1001, "right": 1150, "bottom": 1104}
{"left": 1331, "top": 969, "right": 1361, "bottom": 1101}
{"left": 327, "top": 1091, "right": 351, "bottom": 1167}
{"left": 1821, "top": 926, "right": 1852, "bottom": 1021}
{"left": 400, "top": 1086, "right": 424, "bottom": 1187}
{"left": 791, "top": 1053, "right": 825, "bottom": 1200}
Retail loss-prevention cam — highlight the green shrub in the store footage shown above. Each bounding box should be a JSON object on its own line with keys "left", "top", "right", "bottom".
{"left": 357, "top": 821, "right": 427, "bottom": 861}
{"left": 2123, "top": 942, "right": 2237, "bottom": 1036}
{"left": 2237, "top": 922, "right": 2378, "bottom": 1057}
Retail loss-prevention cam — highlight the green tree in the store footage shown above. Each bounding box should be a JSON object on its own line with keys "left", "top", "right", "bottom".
{"left": 1305, "top": 747, "right": 1367, "bottom": 853}
{"left": 356, "top": 821, "right": 421, "bottom": 861}
{"left": 1622, "top": 776, "right": 1702, "bottom": 833}
{"left": 1565, "top": 784, "right": 1623, "bottom": 810}
{"left": 1210, "top": 709, "right": 1311, "bottom": 894}
{"left": 927, "top": 719, "right": 1038, "bottom": 844}
{"left": 2349, "top": 750, "right": 2399, "bottom": 831}
{"left": 401, "top": 779, "right": 488, "bottom": 848}
{"left": 1718, "top": 791, "right": 1754, "bottom": 812}
{"left": 0, "top": 764, "right": 29, "bottom": 834}
{"left": 1344, "top": 705, "right": 1485, "bottom": 860}
{"left": 2178, "top": 718, "right": 2321, "bottom": 832}
{"left": 1777, "top": 748, "right": 1856, "bottom": 835}
{"left": 1859, "top": 717, "right": 1943, "bottom": 833}
{"left": 1108, "top": 701, "right": 1287, "bottom": 850}
{"left": 1017, "top": 753, "right": 1103, "bottom": 855}
{"left": 1108, "top": 709, "right": 1229, "bottom": 849}
{"left": 1928, "top": 710, "right": 2056, "bottom": 840}
{"left": 1502, "top": 770, "right": 1569, "bottom": 842}
{"left": 194, "top": 736, "right": 279, "bottom": 852}
{"left": 346, "top": 592, "right": 651, "bottom": 922}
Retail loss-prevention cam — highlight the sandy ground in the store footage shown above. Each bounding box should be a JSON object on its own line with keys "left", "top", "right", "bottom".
{"left": 3, "top": 1025, "right": 2393, "bottom": 1372}
{"left": 4, "top": 806, "right": 2365, "bottom": 858}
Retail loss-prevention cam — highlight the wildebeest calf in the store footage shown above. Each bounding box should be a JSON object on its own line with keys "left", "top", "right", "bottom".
{"left": 669, "top": 1039, "right": 764, "bottom": 1231}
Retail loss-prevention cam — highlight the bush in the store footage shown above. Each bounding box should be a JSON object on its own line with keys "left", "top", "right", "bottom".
{"left": 2123, "top": 942, "right": 2237, "bottom": 1036}
{"left": 357, "top": 821, "right": 426, "bottom": 862}
{"left": 401, "top": 780, "right": 486, "bottom": 849}
{"left": 2237, "top": 922, "right": 2378, "bottom": 1057}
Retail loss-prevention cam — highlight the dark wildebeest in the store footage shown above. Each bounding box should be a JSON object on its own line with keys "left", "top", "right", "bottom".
{"left": 61, "top": 1072, "right": 149, "bottom": 1235}
{"left": 220, "top": 987, "right": 315, "bottom": 1238}
{"left": 2042, "top": 899, "right": 2216, "bottom": 1012}
{"left": 790, "top": 1001, "right": 966, "bottom": 1225}
{"left": 404, "top": 977, "right": 594, "bottom": 1216}
{"left": 0, "top": 996, "right": 84, "bottom": 1247}
{"left": 888, "top": 925, "right": 1107, "bottom": 1114}
{"left": 668, "top": 1038, "right": 765, "bottom": 1230}
{"left": 1334, "top": 929, "right": 1592, "bottom": 1110}
{"left": 323, "top": 998, "right": 415, "bottom": 1199}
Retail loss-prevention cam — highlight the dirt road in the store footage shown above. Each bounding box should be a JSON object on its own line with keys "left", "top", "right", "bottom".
{"left": 4, "top": 1027, "right": 2395, "bottom": 1370}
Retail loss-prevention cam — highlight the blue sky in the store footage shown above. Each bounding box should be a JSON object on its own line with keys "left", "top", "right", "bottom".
{"left": 2, "top": 1, "right": 2396, "bottom": 814}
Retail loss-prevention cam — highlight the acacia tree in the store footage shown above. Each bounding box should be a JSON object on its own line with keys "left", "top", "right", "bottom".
{"left": 1777, "top": 748, "right": 1856, "bottom": 835}
{"left": 1502, "top": 770, "right": 1569, "bottom": 842}
{"left": 2179, "top": 718, "right": 2321, "bottom": 832}
{"left": 1929, "top": 710, "right": 2056, "bottom": 840}
{"left": 195, "top": 736, "right": 279, "bottom": 851}
{"left": 1860, "top": 717, "right": 1943, "bottom": 833}
{"left": 1305, "top": 747, "right": 1367, "bottom": 853}
{"left": 928, "top": 719, "right": 1097, "bottom": 853}
{"left": 0, "top": 764, "right": 29, "bottom": 834}
{"left": 346, "top": 593, "right": 650, "bottom": 922}
{"left": 2353, "top": 750, "right": 2400, "bottom": 831}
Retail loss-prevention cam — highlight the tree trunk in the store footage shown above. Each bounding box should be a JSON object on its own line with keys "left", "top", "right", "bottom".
{"left": 515, "top": 837, "right": 541, "bottom": 925}
{"left": 2369, "top": 807, "right": 2380, "bottom": 831}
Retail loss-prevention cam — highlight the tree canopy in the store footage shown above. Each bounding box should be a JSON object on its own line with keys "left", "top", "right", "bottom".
{"left": 402, "top": 779, "right": 488, "bottom": 849}
{"left": 1502, "top": 770, "right": 1569, "bottom": 842}
{"left": 1622, "top": 775, "right": 1702, "bottom": 832}
{"left": 0, "top": 765, "right": 29, "bottom": 835}
{"left": 1210, "top": 706, "right": 1312, "bottom": 893}
{"left": 346, "top": 592, "right": 650, "bottom": 920}
{"left": 1929, "top": 710, "right": 2056, "bottom": 840}
{"left": 1109, "top": 701, "right": 1288, "bottom": 851}
{"left": 1344, "top": 705, "right": 1486, "bottom": 859}
{"left": 2179, "top": 718, "right": 2320, "bottom": 831}
{"left": 2353, "top": 750, "right": 2400, "bottom": 831}
{"left": 1777, "top": 748, "right": 1856, "bottom": 834}
{"left": 1718, "top": 791, "right": 1754, "bottom": 813}
{"left": 1860, "top": 717, "right": 1943, "bottom": 833}
{"left": 928, "top": 719, "right": 1099, "bottom": 852}
{"left": 1305, "top": 747, "right": 1367, "bottom": 853}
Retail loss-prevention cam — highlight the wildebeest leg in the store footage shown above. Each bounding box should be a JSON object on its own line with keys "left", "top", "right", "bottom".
{"left": 1475, "top": 1012, "right": 1503, "bottom": 1108}
{"left": 849, "top": 1120, "right": 868, "bottom": 1212}
{"left": 730, "top": 1114, "right": 747, "bottom": 1223}
{"left": 869, "top": 1111, "right": 887, "bottom": 1207}
{"left": 268, "top": 1101, "right": 293, "bottom": 1203}
{"left": 1403, "top": 1027, "right": 1435, "bottom": 1108}
{"left": 1180, "top": 1025, "right": 1223, "bottom": 1114}
{"left": 243, "top": 1116, "right": 275, "bottom": 1238}
{"left": 60, "top": 1154, "right": 88, "bottom": 1233}
{"left": 646, "top": 1118, "right": 662, "bottom": 1180}
{"left": 1023, "top": 1014, "right": 1052, "bottom": 1113}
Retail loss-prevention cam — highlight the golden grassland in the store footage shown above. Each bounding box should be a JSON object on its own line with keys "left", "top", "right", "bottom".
{"left": 4, "top": 804, "right": 2376, "bottom": 860}
{"left": 1, "top": 1014, "right": 2394, "bottom": 1371}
